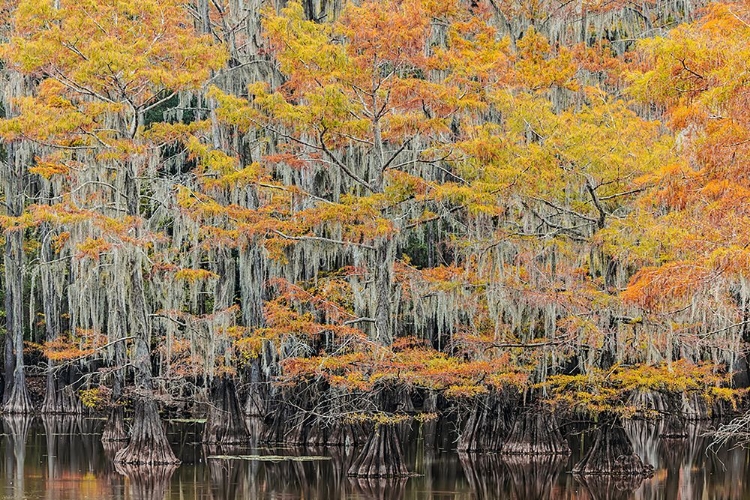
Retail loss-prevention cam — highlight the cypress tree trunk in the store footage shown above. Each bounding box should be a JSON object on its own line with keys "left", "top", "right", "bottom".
{"left": 458, "top": 392, "right": 514, "bottom": 452}
{"left": 2, "top": 143, "right": 32, "bottom": 414}
{"left": 347, "top": 424, "right": 409, "bottom": 477}
{"left": 102, "top": 289, "right": 128, "bottom": 441}
{"left": 202, "top": 376, "right": 250, "bottom": 445}
{"left": 422, "top": 391, "right": 439, "bottom": 451}
{"left": 244, "top": 357, "right": 265, "bottom": 416}
{"left": 113, "top": 334, "right": 179, "bottom": 465}
{"left": 113, "top": 265, "right": 177, "bottom": 463}
{"left": 113, "top": 378, "right": 179, "bottom": 465}
{"left": 373, "top": 240, "right": 394, "bottom": 345}
{"left": 114, "top": 163, "right": 177, "bottom": 464}
{"left": 40, "top": 224, "right": 82, "bottom": 414}
{"left": 501, "top": 410, "right": 570, "bottom": 455}
{"left": 102, "top": 405, "right": 128, "bottom": 443}
{"left": 572, "top": 419, "right": 654, "bottom": 477}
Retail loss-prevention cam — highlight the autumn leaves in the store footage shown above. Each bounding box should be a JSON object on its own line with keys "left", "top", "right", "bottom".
{"left": 0, "top": 0, "right": 745, "bottom": 438}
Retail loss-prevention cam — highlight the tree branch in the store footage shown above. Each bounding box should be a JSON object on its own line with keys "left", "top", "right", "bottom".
{"left": 270, "top": 229, "right": 376, "bottom": 250}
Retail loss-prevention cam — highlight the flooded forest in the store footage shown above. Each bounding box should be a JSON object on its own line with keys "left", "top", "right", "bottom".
{"left": 0, "top": 0, "right": 749, "bottom": 498}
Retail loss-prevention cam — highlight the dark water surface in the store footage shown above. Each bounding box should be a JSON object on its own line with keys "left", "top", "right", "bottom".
{"left": 0, "top": 416, "right": 748, "bottom": 499}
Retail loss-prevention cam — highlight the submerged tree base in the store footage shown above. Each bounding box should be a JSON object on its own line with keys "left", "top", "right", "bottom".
{"left": 114, "top": 399, "right": 180, "bottom": 465}
{"left": 681, "top": 392, "right": 712, "bottom": 421}
{"left": 3, "top": 383, "right": 33, "bottom": 414}
{"left": 347, "top": 424, "right": 409, "bottom": 477}
{"left": 458, "top": 392, "right": 514, "bottom": 452}
{"left": 41, "top": 387, "right": 82, "bottom": 415}
{"left": 202, "top": 377, "right": 249, "bottom": 445}
{"left": 573, "top": 422, "right": 654, "bottom": 477}
{"left": 41, "top": 366, "right": 83, "bottom": 415}
{"left": 501, "top": 411, "right": 570, "bottom": 455}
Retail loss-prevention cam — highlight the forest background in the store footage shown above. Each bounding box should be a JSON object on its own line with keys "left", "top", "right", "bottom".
{"left": 0, "top": 0, "right": 747, "bottom": 474}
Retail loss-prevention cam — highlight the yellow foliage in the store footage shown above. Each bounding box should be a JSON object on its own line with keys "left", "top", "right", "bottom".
{"left": 174, "top": 268, "right": 220, "bottom": 283}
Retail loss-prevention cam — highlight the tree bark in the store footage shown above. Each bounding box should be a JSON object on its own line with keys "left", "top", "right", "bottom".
{"left": 501, "top": 410, "right": 570, "bottom": 455}
{"left": 41, "top": 223, "right": 82, "bottom": 414}
{"left": 202, "top": 376, "right": 250, "bottom": 444}
{"left": 114, "top": 397, "right": 180, "bottom": 465}
{"left": 458, "top": 392, "right": 514, "bottom": 452}
{"left": 102, "top": 405, "right": 128, "bottom": 442}
{"left": 2, "top": 142, "right": 32, "bottom": 414}
{"left": 373, "top": 240, "right": 394, "bottom": 345}
{"left": 347, "top": 424, "right": 409, "bottom": 477}
{"left": 102, "top": 287, "right": 128, "bottom": 441}
{"left": 244, "top": 356, "right": 265, "bottom": 416}
{"left": 113, "top": 162, "right": 177, "bottom": 463}
{"left": 572, "top": 420, "right": 654, "bottom": 476}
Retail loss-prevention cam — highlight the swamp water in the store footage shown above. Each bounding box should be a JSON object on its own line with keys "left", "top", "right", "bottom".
{"left": 0, "top": 416, "right": 747, "bottom": 499}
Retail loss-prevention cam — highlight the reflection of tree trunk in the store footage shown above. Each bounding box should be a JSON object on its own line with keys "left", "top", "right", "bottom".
{"left": 2, "top": 415, "right": 32, "bottom": 497}
{"left": 501, "top": 411, "right": 569, "bottom": 456}
{"left": 44, "top": 415, "right": 106, "bottom": 493}
{"left": 327, "top": 446, "right": 354, "bottom": 494}
{"left": 658, "top": 421, "right": 706, "bottom": 500}
{"left": 115, "top": 463, "right": 178, "bottom": 500}
{"left": 574, "top": 474, "right": 648, "bottom": 500}
{"left": 460, "top": 451, "right": 569, "bottom": 500}
{"left": 347, "top": 476, "right": 408, "bottom": 500}
{"left": 102, "top": 440, "right": 127, "bottom": 478}
{"left": 43, "top": 416, "right": 81, "bottom": 480}
{"left": 503, "top": 454, "right": 567, "bottom": 500}
{"left": 573, "top": 419, "right": 654, "bottom": 476}
{"left": 203, "top": 376, "right": 249, "bottom": 444}
{"left": 291, "top": 458, "right": 314, "bottom": 499}
{"left": 206, "top": 455, "right": 244, "bottom": 500}
{"left": 43, "top": 416, "right": 59, "bottom": 481}
{"left": 347, "top": 424, "right": 408, "bottom": 477}
{"left": 458, "top": 452, "right": 510, "bottom": 500}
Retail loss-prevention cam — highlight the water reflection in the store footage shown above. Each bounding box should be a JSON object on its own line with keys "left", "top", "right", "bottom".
{"left": 0, "top": 417, "right": 749, "bottom": 499}
{"left": 460, "top": 452, "right": 567, "bottom": 500}
{"left": 574, "top": 474, "right": 648, "bottom": 500}
{"left": 116, "top": 464, "right": 177, "bottom": 500}
{"left": 349, "top": 477, "right": 408, "bottom": 499}
{"left": 2, "top": 416, "right": 30, "bottom": 500}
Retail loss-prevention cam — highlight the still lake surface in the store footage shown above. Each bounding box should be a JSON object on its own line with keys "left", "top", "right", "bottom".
{"left": 0, "top": 415, "right": 747, "bottom": 499}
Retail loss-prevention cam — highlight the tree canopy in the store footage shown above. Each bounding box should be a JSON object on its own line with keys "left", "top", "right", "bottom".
{"left": 0, "top": 0, "right": 747, "bottom": 471}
